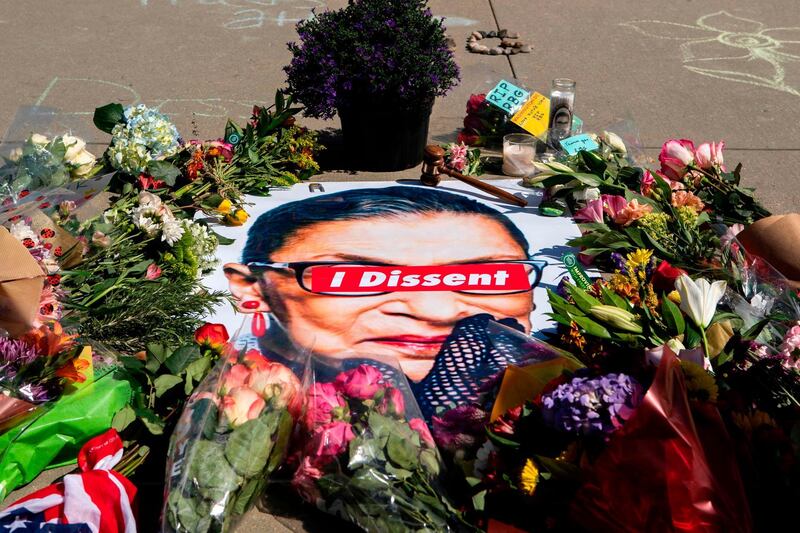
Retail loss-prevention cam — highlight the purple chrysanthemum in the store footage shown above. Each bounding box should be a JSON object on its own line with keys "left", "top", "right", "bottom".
{"left": 0, "top": 337, "right": 38, "bottom": 373}
{"left": 541, "top": 373, "right": 643, "bottom": 436}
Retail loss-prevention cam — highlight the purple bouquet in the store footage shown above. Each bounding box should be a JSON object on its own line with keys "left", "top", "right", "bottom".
{"left": 284, "top": 0, "right": 459, "bottom": 119}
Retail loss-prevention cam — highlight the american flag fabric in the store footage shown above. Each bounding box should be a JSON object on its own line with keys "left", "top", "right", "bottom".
{"left": 0, "top": 430, "right": 137, "bottom": 533}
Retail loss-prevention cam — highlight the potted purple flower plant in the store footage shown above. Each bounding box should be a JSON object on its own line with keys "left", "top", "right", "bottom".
{"left": 284, "top": 0, "right": 459, "bottom": 171}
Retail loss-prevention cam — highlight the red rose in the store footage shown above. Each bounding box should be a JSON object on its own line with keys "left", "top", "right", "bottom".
{"left": 194, "top": 323, "right": 230, "bottom": 350}
{"left": 463, "top": 113, "right": 484, "bottom": 133}
{"left": 457, "top": 130, "right": 482, "bottom": 147}
{"left": 40, "top": 228, "right": 55, "bottom": 238}
{"left": 46, "top": 274, "right": 61, "bottom": 286}
{"left": 19, "top": 190, "right": 30, "bottom": 198}
{"left": 466, "top": 93, "right": 487, "bottom": 115}
{"left": 652, "top": 260, "right": 686, "bottom": 293}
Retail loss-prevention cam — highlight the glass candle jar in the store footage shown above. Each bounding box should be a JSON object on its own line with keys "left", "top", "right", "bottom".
{"left": 547, "top": 78, "right": 576, "bottom": 144}
{"left": 502, "top": 133, "right": 537, "bottom": 177}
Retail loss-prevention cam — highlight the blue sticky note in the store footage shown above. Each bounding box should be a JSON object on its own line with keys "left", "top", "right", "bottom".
{"left": 560, "top": 133, "right": 600, "bottom": 155}
{"left": 486, "top": 80, "right": 530, "bottom": 114}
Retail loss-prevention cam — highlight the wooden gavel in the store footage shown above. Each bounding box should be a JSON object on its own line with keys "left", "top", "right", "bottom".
{"left": 420, "top": 145, "right": 528, "bottom": 207}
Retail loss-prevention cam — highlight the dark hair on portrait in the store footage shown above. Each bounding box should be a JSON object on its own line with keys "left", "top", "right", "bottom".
{"left": 242, "top": 186, "right": 530, "bottom": 262}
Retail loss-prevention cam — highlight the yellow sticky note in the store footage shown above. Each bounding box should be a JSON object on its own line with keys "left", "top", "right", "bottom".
{"left": 511, "top": 92, "right": 550, "bottom": 138}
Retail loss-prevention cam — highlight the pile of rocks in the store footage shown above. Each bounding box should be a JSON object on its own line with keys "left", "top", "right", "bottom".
{"left": 467, "top": 29, "right": 532, "bottom": 55}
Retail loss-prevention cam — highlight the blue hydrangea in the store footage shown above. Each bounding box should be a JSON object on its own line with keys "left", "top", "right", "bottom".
{"left": 108, "top": 105, "right": 181, "bottom": 175}
{"left": 541, "top": 373, "right": 643, "bottom": 436}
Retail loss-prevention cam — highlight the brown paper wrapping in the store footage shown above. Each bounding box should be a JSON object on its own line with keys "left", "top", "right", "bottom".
{"left": 0, "top": 226, "right": 45, "bottom": 336}
{"left": 737, "top": 213, "right": 800, "bottom": 288}
{"left": 0, "top": 395, "right": 37, "bottom": 433}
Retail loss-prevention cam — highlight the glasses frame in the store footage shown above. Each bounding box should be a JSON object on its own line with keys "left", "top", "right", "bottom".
{"left": 244, "top": 259, "right": 548, "bottom": 296}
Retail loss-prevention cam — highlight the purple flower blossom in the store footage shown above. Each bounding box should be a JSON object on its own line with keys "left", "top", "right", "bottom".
{"left": 0, "top": 337, "right": 56, "bottom": 403}
{"left": 610, "top": 252, "right": 627, "bottom": 274}
{"left": 431, "top": 404, "right": 488, "bottom": 453}
{"left": 541, "top": 373, "right": 643, "bottom": 436}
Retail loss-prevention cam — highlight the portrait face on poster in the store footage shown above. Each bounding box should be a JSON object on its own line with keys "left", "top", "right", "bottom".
{"left": 204, "top": 181, "right": 581, "bottom": 382}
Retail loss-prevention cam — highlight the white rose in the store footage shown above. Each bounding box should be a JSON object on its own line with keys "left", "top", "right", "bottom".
{"left": 69, "top": 149, "right": 96, "bottom": 178}
{"left": 8, "top": 147, "right": 23, "bottom": 162}
{"left": 572, "top": 187, "right": 601, "bottom": 202}
{"left": 601, "top": 131, "right": 627, "bottom": 154}
{"left": 62, "top": 135, "right": 87, "bottom": 163}
{"left": 30, "top": 133, "right": 50, "bottom": 146}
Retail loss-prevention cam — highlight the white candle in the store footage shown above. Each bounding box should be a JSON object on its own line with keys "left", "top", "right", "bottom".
{"left": 502, "top": 141, "right": 536, "bottom": 177}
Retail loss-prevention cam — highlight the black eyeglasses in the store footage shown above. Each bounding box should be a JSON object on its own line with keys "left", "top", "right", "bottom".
{"left": 242, "top": 260, "right": 547, "bottom": 296}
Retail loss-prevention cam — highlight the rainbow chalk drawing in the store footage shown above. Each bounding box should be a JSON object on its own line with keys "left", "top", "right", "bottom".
{"left": 622, "top": 10, "right": 800, "bottom": 98}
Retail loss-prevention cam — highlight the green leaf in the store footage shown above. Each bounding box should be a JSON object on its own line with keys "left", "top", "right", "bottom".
{"left": 129, "top": 259, "right": 152, "bottom": 274}
{"left": 573, "top": 315, "right": 613, "bottom": 339}
{"left": 136, "top": 408, "right": 166, "bottom": 435}
{"left": 684, "top": 320, "right": 702, "bottom": 349}
{"left": 224, "top": 412, "right": 280, "bottom": 477}
{"left": 145, "top": 343, "right": 170, "bottom": 373}
{"left": 184, "top": 356, "right": 213, "bottom": 395}
{"left": 386, "top": 434, "right": 417, "bottom": 470}
{"left": 210, "top": 229, "right": 235, "bottom": 246}
{"left": 600, "top": 286, "right": 630, "bottom": 310}
{"left": 566, "top": 284, "right": 603, "bottom": 314}
{"left": 472, "top": 490, "right": 487, "bottom": 512}
{"left": 349, "top": 436, "right": 385, "bottom": 469}
{"left": 190, "top": 440, "right": 241, "bottom": 502}
{"left": 276, "top": 90, "right": 285, "bottom": 112}
{"left": 164, "top": 344, "right": 202, "bottom": 374}
{"left": 111, "top": 405, "right": 136, "bottom": 432}
{"left": 266, "top": 410, "right": 293, "bottom": 472}
{"left": 93, "top": 102, "right": 125, "bottom": 133}
{"left": 190, "top": 397, "right": 219, "bottom": 440}
{"left": 486, "top": 428, "right": 520, "bottom": 449}
{"left": 146, "top": 160, "right": 180, "bottom": 186}
{"left": 154, "top": 374, "right": 182, "bottom": 397}
{"left": 661, "top": 295, "right": 686, "bottom": 335}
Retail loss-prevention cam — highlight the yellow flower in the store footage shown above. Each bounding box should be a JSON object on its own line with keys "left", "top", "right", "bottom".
{"left": 225, "top": 209, "right": 249, "bottom": 226}
{"left": 216, "top": 198, "right": 232, "bottom": 215}
{"left": 667, "top": 290, "right": 681, "bottom": 305}
{"left": 731, "top": 410, "right": 776, "bottom": 434}
{"left": 626, "top": 249, "right": 653, "bottom": 269}
{"left": 519, "top": 458, "right": 540, "bottom": 496}
{"left": 681, "top": 361, "right": 718, "bottom": 402}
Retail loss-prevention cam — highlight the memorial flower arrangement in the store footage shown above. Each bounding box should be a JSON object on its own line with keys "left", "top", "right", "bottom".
{"left": 290, "top": 364, "right": 465, "bottom": 532}
{"left": 1, "top": 133, "right": 97, "bottom": 195}
{"left": 163, "top": 345, "right": 303, "bottom": 533}
{"left": 456, "top": 93, "right": 510, "bottom": 147}
{"left": 285, "top": 0, "right": 459, "bottom": 120}
{"left": 443, "top": 142, "right": 482, "bottom": 176}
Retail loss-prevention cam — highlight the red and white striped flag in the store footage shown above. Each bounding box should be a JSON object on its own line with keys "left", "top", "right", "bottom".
{"left": 0, "top": 429, "right": 137, "bottom": 533}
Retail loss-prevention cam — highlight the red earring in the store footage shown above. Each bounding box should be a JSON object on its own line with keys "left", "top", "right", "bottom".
{"left": 242, "top": 301, "right": 266, "bottom": 336}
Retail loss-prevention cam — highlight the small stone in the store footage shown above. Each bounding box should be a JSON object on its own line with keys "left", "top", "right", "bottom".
{"left": 478, "top": 30, "right": 488, "bottom": 38}
{"left": 486, "top": 30, "right": 497, "bottom": 38}
{"left": 501, "top": 38, "right": 516, "bottom": 47}
{"left": 489, "top": 47, "right": 503, "bottom": 55}
{"left": 468, "top": 41, "right": 481, "bottom": 51}
{"left": 506, "top": 31, "right": 520, "bottom": 39}
{"left": 513, "top": 41, "right": 525, "bottom": 48}
{"left": 498, "top": 29, "right": 508, "bottom": 38}
{"left": 519, "top": 44, "right": 532, "bottom": 53}
{"left": 446, "top": 36, "right": 457, "bottom": 50}
{"left": 474, "top": 44, "right": 489, "bottom": 53}
{"left": 471, "top": 31, "right": 482, "bottom": 40}
{"left": 503, "top": 48, "right": 514, "bottom": 55}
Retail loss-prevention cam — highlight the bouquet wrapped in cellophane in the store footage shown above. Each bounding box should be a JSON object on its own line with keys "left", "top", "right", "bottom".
{"left": 290, "top": 355, "right": 467, "bottom": 532}
{"left": 161, "top": 332, "right": 305, "bottom": 533}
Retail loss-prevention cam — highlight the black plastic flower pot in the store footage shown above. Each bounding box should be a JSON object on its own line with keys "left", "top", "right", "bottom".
{"left": 337, "top": 99, "right": 433, "bottom": 171}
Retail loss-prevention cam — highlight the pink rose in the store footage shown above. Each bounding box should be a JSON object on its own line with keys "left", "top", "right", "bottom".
{"left": 305, "top": 382, "right": 346, "bottom": 429}
{"left": 308, "top": 421, "right": 355, "bottom": 461}
{"left": 659, "top": 139, "right": 695, "bottom": 180}
{"left": 574, "top": 198, "right": 604, "bottom": 223}
{"left": 291, "top": 457, "right": 323, "bottom": 504}
{"left": 242, "top": 349, "right": 271, "bottom": 371}
{"left": 640, "top": 169, "right": 655, "bottom": 196}
{"left": 671, "top": 190, "right": 705, "bottom": 213}
{"left": 334, "top": 365, "right": 383, "bottom": 400}
{"left": 466, "top": 93, "right": 487, "bottom": 115}
{"left": 220, "top": 363, "right": 251, "bottom": 394}
{"left": 601, "top": 194, "right": 628, "bottom": 219}
{"left": 222, "top": 387, "right": 265, "bottom": 427}
{"left": 378, "top": 387, "right": 405, "bottom": 417}
{"left": 613, "top": 199, "right": 653, "bottom": 226}
{"left": 409, "top": 418, "right": 435, "bottom": 448}
{"left": 247, "top": 362, "right": 304, "bottom": 419}
{"left": 694, "top": 141, "right": 725, "bottom": 170}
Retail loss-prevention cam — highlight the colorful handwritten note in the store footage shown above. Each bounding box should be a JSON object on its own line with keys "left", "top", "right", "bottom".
{"left": 560, "top": 134, "right": 600, "bottom": 155}
{"left": 511, "top": 92, "right": 550, "bottom": 138}
{"left": 486, "top": 80, "right": 530, "bottom": 114}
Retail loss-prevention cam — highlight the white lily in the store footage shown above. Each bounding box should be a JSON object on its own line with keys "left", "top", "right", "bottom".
{"left": 675, "top": 274, "right": 727, "bottom": 329}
